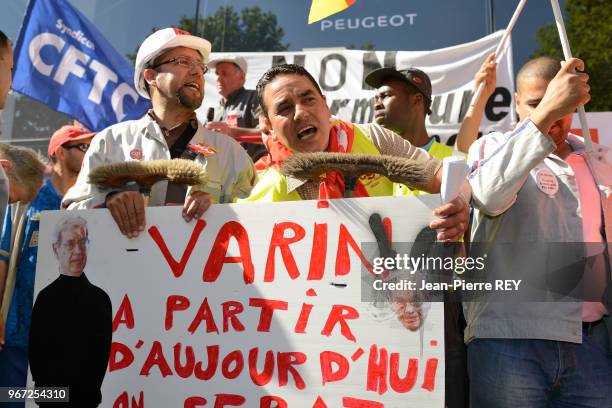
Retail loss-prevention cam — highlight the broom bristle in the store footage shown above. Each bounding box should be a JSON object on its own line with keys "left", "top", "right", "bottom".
{"left": 281, "top": 152, "right": 428, "bottom": 187}
{"left": 89, "top": 159, "right": 207, "bottom": 189}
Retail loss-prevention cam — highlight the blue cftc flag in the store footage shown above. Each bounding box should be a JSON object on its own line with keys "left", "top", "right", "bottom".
{"left": 12, "top": 0, "right": 151, "bottom": 131}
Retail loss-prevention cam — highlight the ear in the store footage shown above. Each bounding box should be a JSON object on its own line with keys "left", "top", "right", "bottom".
{"left": 52, "top": 242, "right": 59, "bottom": 258}
{"left": 261, "top": 115, "right": 273, "bottom": 137}
{"left": 0, "top": 159, "right": 12, "bottom": 172}
{"left": 55, "top": 146, "right": 66, "bottom": 161}
{"left": 143, "top": 68, "right": 157, "bottom": 87}
{"left": 413, "top": 92, "right": 424, "bottom": 108}
{"left": 514, "top": 91, "right": 521, "bottom": 111}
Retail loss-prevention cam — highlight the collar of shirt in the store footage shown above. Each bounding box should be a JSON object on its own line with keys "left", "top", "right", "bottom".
{"left": 421, "top": 137, "right": 435, "bottom": 152}
{"left": 147, "top": 110, "right": 198, "bottom": 147}
{"left": 564, "top": 133, "right": 609, "bottom": 155}
{"left": 221, "top": 87, "right": 247, "bottom": 106}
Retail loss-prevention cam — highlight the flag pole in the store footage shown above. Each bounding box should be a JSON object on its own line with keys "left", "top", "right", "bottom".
{"left": 470, "top": 0, "right": 527, "bottom": 107}
{"left": 550, "top": 0, "right": 592, "bottom": 152}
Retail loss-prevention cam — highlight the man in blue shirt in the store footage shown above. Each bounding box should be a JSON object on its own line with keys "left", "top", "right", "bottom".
{"left": 0, "top": 125, "right": 94, "bottom": 404}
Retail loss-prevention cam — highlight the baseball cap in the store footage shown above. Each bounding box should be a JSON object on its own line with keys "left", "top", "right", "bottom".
{"left": 134, "top": 28, "right": 212, "bottom": 99}
{"left": 208, "top": 56, "right": 248, "bottom": 75}
{"left": 365, "top": 67, "right": 433, "bottom": 113}
{"left": 48, "top": 125, "right": 95, "bottom": 158}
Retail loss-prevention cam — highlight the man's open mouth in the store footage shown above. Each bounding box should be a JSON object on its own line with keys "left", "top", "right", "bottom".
{"left": 297, "top": 126, "right": 317, "bottom": 140}
{"left": 183, "top": 82, "right": 200, "bottom": 91}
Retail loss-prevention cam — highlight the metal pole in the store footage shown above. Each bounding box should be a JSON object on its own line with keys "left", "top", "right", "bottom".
{"left": 491, "top": 0, "right": 496, "bottom": 32}
{"left": 550, "top": 0, "right": 592, "bottom": 151}
{"left": 193, "top": 0, "right": 201, "bottom": 35}
{"left": 470, "top": 0, "right": 528, "bottom": 106}
{"left": 485, "top": 0, "right": 492, "bottom": 34}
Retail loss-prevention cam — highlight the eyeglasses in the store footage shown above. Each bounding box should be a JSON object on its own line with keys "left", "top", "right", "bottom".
{"left": 151, "top": 57, "right": 208, "bottom": 74}
{"left": 62, "top": 143, "right": 90, "bottom": 153}
{"left": 62, "top": 238, "right": 88, "bottom": 252}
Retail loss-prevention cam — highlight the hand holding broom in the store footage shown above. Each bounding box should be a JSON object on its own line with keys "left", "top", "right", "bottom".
{"left": 88, "top": 159, "right": 209, "bottom": 238}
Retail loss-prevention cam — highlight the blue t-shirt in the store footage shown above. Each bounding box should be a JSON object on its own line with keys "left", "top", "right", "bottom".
{"left": 1, "top": 178, "right": 62, "bottom": 347}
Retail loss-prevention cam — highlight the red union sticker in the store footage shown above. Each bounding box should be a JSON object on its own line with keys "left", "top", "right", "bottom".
{"left": 188, "top": 143, "right": 217, "bottom": 156}
{"left": 130, "top": 148, "right": 143, "bottom": 160}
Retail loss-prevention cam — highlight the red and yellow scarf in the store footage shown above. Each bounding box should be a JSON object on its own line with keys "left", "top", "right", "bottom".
{"left": 255, "top": 118, "right": 370, "bottom": 199}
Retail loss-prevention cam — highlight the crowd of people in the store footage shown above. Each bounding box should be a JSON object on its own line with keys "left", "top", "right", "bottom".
{"left": 0, "top": 25, "right": 609, "bottom": 408}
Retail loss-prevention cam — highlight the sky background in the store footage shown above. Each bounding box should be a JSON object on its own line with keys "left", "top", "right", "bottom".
{"left": 1, "top": 0, "right": 565, "bottom": 75}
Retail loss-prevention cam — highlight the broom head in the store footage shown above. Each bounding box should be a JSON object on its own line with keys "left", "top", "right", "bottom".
{"left": 89, "top": 159, "right": 207, "bottom": 189}
{"left": 281, "top": 152, "right": 428, "bottom": 187}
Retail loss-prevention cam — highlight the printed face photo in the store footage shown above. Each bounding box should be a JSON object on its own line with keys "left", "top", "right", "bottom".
{"left": 52, "top": 217, "right": 89, "bottom": 277}
{"left": 392, "top": 301, "right": 424, "bottom": 331}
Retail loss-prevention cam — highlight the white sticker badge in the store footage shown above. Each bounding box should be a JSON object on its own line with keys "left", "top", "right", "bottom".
{"left": 535, "top": 168, "right": 559, "bottom": 196}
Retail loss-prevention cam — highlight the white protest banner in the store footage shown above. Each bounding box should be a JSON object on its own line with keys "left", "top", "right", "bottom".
{"left": 31, "top": 195, "right": 445, "bottom": 407}
{"left": 202, "top": 30, "right": 516, "bottom": 145}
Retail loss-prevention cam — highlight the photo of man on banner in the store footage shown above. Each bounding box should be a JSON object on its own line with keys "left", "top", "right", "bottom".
{"left": 29, "top": 216, "right": 112, "bottom": 407}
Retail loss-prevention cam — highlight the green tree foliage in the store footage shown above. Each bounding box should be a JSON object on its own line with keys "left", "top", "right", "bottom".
{"left": 181, "top": 5, "right": 289, "bottom": 52}
{"left": 128, "top": 6, "right": 289, "bottom": 62}
{"left": 532, "top": 0, "right": 611, "bottom": 111}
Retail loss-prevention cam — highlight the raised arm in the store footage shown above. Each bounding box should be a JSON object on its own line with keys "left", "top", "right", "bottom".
{"left": 456, "top": 53, "right": 497, "bottom": 153}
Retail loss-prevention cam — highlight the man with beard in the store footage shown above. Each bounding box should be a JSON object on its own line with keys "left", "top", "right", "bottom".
{"left": 63, "top": 28, "right": 255, "bottom": 239}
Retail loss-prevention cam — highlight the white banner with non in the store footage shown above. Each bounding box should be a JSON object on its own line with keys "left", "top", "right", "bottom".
{"left": 202, "top": 30, "right": 516, "bottom": 145}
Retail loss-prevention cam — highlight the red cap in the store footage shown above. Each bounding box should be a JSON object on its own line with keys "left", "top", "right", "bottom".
{"left": 47, "top": 125, "right": 96, "bottom": 158}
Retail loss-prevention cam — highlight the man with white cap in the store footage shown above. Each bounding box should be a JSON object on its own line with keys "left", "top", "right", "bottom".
{"left": 63, "top": 28, "right": 255, "bottom": 239}
{"left": 206, "top": 56, "right": 267, "bottom": 161}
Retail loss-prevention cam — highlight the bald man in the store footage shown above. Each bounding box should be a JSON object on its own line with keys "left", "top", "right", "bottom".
{"left": 465, "top": 56, "right": 611, "bottom": 407}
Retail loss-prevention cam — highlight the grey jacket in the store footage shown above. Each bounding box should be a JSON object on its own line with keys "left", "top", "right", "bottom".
{"left": 464, "top": 119, "right": 611, "bottom": 344}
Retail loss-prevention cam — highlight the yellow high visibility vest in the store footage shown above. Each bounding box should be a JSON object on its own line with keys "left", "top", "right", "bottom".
{"left": 242, "top": 124, "right": 396, "bottom": 202}
{"left": 394, "top": 140, "right": 457, "bottom": 196}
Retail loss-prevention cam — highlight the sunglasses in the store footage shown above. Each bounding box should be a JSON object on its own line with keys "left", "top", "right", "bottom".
{"left": 62, "top": 143, "right": 90, "bottom": 153}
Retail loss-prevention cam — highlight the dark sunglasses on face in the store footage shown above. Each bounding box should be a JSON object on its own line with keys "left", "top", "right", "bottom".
{"left": 62, "top": 143, "right": 90, "bottom": 153}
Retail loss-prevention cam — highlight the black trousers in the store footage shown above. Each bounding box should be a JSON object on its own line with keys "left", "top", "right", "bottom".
{"left": 444, "top": 300, "right": 469, "bottom": 408}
